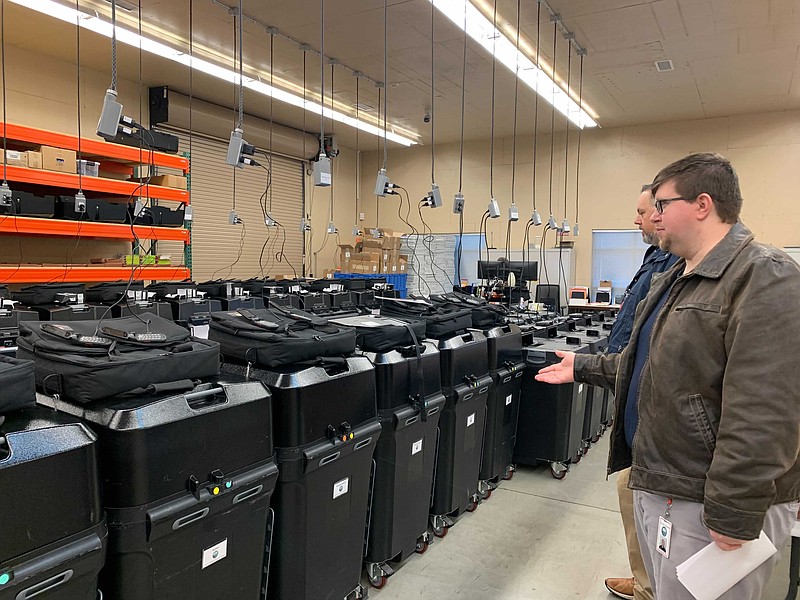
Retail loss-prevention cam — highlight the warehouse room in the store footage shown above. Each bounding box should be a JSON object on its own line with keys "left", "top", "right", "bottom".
{"left": 0, "top": 1, "right": 799, "bottom": 600}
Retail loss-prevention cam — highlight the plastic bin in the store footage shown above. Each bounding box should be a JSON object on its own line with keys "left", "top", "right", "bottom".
{"left": 515, "top": 336, "right": 591, "bottom": 479}
{"left": 37, "top": 376, "right": 278, "bottom": 600}
{"left": 0, "top": 409, "right": 107, "bottom": 600}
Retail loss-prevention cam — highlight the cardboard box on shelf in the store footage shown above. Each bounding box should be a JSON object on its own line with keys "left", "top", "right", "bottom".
{"left": 39, "top": 146, "right": 77, "bottom": 174}
{"left": 136, "top": 174, "right": 188, "bottom": 190}
{"left": 26, "top": 151, "right": 42, "bottom": 169}
{"left": 0, "top": 149, "right": 28, "bottom": 167}
{"left": 338, "top": 244, "right": 354, "bottom": 271}
{"left": 360, "top": 238, "right": 383, "bottom": 252}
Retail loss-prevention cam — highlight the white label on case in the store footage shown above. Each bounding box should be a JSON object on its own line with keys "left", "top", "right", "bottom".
{"left": 467, "top": 413, "right": 475, "bottom": 427}
{"left": 506, "top": 394, "right": 513, "bottom": 406}
{"left": 333, "top": 477, "right": 349, "bottom": 499}
{"left": 412, "top": 439, "right": 423, "bottom": 455}
{"left": 579, "top": 384, "right": 584, "bottom": 393}
{"left": 202, "top": 539, "right": 228, "bottom": 569}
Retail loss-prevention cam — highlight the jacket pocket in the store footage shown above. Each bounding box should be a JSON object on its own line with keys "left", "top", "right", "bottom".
{"left": 688, "top": 394, "right": 717, "bottom": 456}
{"left": 674, "top": 302, "right": 722, "bottom": 313}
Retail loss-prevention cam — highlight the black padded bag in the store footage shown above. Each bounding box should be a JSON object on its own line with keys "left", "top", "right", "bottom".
{"left": 329, "top": 314, "right": 426, "bottom": 353}
{"left": 429, "top": 291, "right": 508, "bottom": 329}
{"left": 16, "top": 314, "right": 220, "bottom": 404}
{"left": 0, "top": 356, "right": 36, "bottom": 413}
{"left": 12, "top": 283, "right": 86, "bottom": 306}
{"left": 86, "top": 281, "right": 145, "bottom": 304}
{"left": 209, "top": 306, "right": 356, "bottom": 367}
{"left": 379, "top": 297, "right": 472, "bottom": 339}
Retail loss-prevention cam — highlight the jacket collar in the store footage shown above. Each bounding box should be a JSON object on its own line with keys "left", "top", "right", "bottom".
{"left": 690, "top": 221, "right": 754, "bottom": 279}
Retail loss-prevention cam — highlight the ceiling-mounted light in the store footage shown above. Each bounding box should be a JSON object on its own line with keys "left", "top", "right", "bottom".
{"left": 429, "top": 0, "right": 597, "bottom": 129}
{"left": 10, "top": 0, "right": 418, "bottom": 147}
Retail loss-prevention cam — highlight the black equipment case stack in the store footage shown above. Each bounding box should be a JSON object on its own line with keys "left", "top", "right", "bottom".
{"left": 477, "top": 323, "right": 525, "bottom": 497}
{"left": 197, "top": 280, "right": 265, "bottom": 311}
{"left": 85, "top": 281, "right": 173, "bottom": 320}
{"left": 146, "top": 282, "right": 222, "bottom": 332}
{"left": 0, "top": 286, "right": 37, "bottom": 352}
{"left": 515, "top": 336, "right": 590, "bottom": 480}
{"left": 0, "top": 356, "right": 108, "bottom": 600}
{"left": 569, "top": 317, "right": 610, "bottom": 454}
{"left": 37, "top": 376, "right": 278, "bottom": 600}
{"left": 210, "top": 307, "right": 378, "bottom": 600}
{"left": 330, "top": 315, "right": 445, "bottom": 589}
{"left": 378, "top": 297, "right": 491, "bottom": 537}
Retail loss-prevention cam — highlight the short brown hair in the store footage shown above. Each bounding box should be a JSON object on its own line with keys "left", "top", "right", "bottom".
{"left": 651, "top": 153, "right": 742, "bottom": 224}
{"left": 640, "top": 183, "right": 653, "bottom": 193}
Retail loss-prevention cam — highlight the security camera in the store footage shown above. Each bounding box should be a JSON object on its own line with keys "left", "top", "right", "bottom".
{"left": 423, "top": 110, "right": 431, "bottom": 124}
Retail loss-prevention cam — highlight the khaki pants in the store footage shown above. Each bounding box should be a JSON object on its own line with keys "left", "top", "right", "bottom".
{"left": 618, "top": 468, "right": 654, "bottom": 600}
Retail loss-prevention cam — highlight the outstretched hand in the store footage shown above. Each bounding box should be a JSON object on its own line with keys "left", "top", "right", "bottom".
{"left": 534, "top": 351, "right": 576, "bottom": 384}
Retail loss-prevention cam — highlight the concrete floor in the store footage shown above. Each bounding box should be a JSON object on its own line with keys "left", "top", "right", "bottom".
{"left": 365, "top": 433, "right": 795, "bottom": 600}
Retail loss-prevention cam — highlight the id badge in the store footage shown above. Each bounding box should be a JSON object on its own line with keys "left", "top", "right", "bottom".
{"left": 656, "top": 516, "right": 672, "bottom": 558}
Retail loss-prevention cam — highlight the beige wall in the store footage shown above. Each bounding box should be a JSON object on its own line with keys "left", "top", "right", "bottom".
{"left": 7, "top": 41, "right": 800, "bottom": 285}
{"left": 355, "top": 111, "right": 800, "bottom": 286}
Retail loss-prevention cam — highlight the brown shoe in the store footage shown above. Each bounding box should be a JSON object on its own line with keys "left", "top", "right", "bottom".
{"left": 604, "top": 577, "right": 635, "bottom": 600}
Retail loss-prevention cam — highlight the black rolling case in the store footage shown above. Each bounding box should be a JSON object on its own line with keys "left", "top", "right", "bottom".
{"left": 85, "top": 282, "right": 174, "bottom": 320}
{"left": 197, "top": 280, "right": 266, "bottom": 311}
{"left": 478, "top": 324, "right": 525, "bottom": 494}
{"left": 223, "top": 357, "right": 379, "bottom": 600}
{"left": 429, "top": 330, "right": 492, "bottom": 536}
{"left": 37, "top": 376, "right": 278, "bottom": 600}
{"left": 429, "top": 291, "right": 508, "bottom": 329}
{"left": 12, "top": 283, "right": 106, "bottom": 321}
{"left": 379, "top": 297, "right": 472, "bottom": 339}
{"left": 209, "top": 307, "right": 356, "bottom": 368}
{"left": 0, "top": 356, "right": 36, "bottom": 412}
{"left": 16, "top": 314, "right": 220, "bottom": 403}
{"left": 329, "top": 315, "right": 444, "bottom": 587}
{"left": 0, "top": 409, "right": 107, "bottom": 600}
{"left": 515, "top": 336, "right": 590, "bottom": 479}
{"left": 146, "top": 282, "right": 222, "bottom": 327}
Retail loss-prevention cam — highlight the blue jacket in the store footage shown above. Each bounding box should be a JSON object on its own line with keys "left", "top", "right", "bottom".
{"left": 606, "top": 246, "right": 679, "bottom": 354}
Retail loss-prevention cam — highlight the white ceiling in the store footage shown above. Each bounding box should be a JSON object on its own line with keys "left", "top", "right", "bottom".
{"left": 5, "top": 0, "right": 800, "bottom": 149}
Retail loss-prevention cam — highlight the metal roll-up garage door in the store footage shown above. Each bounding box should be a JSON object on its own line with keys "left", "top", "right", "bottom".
{"left": 158, "top": 130, "right": 304, "bottom": 281}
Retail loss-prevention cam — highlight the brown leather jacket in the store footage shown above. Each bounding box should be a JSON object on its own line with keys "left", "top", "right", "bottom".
{"left": 575, "top": 222, "right": 800, "bottom": 540}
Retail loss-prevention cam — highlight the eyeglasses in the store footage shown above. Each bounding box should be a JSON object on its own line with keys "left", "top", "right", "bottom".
{"left": 654, "top": 197, "right": 692, "bottom": 214}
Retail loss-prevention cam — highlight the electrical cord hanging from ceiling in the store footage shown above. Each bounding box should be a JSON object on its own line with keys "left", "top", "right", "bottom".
{"left": 455, "top": 0, "right": 467, "bottom": 288}
{"left": 508, "top": 0, "right": 521, "bottom": 262}
{"left": 548, "top": 18, "right": 557, "bottom": 225}
{"left": 381, "top": 0, "right": 388, "bottom": 170}
{"left": 489, "top": 0, "right": 498, "bottom": 203}
{"left": 575, "top": 53, "right": 584, "bottom": 233}
{"left": 531, "top": 0, "right": 542, "bottom": 224}
{"left": 430, "top": 0, "right": 435, "bottom": 185}
{"left": 236, "top": 0, "right": 243, "bottom": 131}
{"left": 353, "top": 74, "right": 360, "bottom": 233}
{"left": 231, "top": 15, "right": 238, "bottom": 214}
{"left": 110, "top": 0, "right": 117, "bottom": 91}
{"left": 328, "top": 61, "right": 335, "bottom": 231}
{"left": 563, "top": 42, "right": 572, "bottom": 230}
{"left": 375, "top": 86, "right": 381, "bottom": 227}
{"left": 393, "top": 186, "right": 431, "bottom": 296}
{"left": 76, "top": 0, "right": 83, "bottom": 198}
{"left": 319, "top": 0, "right": 325, "bottom": 156}
{"left": 1, "top": 0, "right": 7, "bottom": 192}
{"left": 268, "top": 29, "right": 275, "bottom": 218}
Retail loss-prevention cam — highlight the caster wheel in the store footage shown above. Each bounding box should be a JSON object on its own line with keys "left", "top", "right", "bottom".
{"left": 479, "top": 487, "right": 492, "bottom": 501}
{"left": 466, "top": 499, "right": 478, "bottom": 512}
{"left": 503, "top": 469, "right": 514, "bottom": 481}
{"left": 550, "top": 463, "right": 568, "bottom": 480}
{"left": 415, "top": 541, "right": 429, "bottom": 554}
{"left": 433, "top": 525, "right": 448, "bottom": 538}
{"left": 368, "top": 574, "right": 387, "bottom": 590}
{"left": 591, "top": 434, "right": 600, "bottom": 443}
{"left": 573, "top": 452, "right": 582, "bottom": 464}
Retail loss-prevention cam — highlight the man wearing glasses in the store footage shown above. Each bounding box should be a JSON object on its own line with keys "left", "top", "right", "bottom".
{"left": 537, "top": 153, "right": 800, "bottom": 599}
{"left": 604, "top": 184, "right": 679, "bottom": 600}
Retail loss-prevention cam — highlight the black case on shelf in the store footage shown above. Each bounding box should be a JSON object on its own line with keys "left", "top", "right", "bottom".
{"left": 37, "top": 376, "right": 277, "bottom": 600}
{"left": 0, "top": 409, "right": 107, "bottom": 600}
{"left": 11, "top": 191, "right": 56, "bottom": 217}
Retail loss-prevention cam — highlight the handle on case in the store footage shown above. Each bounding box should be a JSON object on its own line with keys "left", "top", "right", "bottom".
{"left": 184, "top": 386, "right": 227, "bottom": 409}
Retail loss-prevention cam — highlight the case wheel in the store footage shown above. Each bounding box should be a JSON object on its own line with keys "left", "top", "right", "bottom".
{"left": 550, "top": 462, "right": 568, "bottom": 480}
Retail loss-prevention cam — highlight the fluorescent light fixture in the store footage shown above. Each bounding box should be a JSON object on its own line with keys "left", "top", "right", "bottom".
{"left": 10, "top": 0, "right": 418, "bottom": 146}
{"left": 430, "top": 0, "right": 597, "bottom": 129}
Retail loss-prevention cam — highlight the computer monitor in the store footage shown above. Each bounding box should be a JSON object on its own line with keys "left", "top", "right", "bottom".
{"left": 535, "top": 283, "right": 561, "bottom": 314}
{"left": 477, "top": 259, "right": 538, "bottom": 283}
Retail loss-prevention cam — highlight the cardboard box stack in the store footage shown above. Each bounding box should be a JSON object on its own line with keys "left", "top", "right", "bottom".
{"left": 337, "top": 229, "right": 409, "bottom": 275}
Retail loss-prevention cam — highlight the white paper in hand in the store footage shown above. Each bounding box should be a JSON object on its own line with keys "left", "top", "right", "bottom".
{"left": 676, "top": 531, "right": 777, "bottom": 600}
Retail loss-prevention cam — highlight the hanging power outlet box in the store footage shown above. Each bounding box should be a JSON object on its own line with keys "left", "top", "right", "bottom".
{"left": 453, "top": 192, "right": 464, "bottom": 214}
{"left": 313, "top": 156, "right": 332, "bottom": 187}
